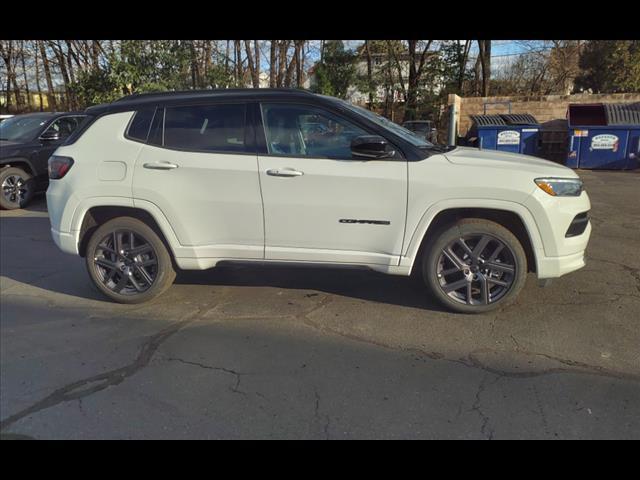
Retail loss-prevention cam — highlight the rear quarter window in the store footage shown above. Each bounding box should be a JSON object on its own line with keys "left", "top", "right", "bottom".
{"left": 126, "top": 107, "right": 156, "bottom": 142}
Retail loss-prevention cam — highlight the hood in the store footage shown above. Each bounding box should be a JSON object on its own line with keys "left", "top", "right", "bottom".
{"left": 444, "top": 146, "right": 578, "bottom": 178}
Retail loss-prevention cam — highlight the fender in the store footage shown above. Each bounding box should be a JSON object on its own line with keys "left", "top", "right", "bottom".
{"left": 400, "top": 198, "right": 545, "bottom": 273}
{"left": 1, "top": 156, "right": 37, "bottom": 176}
{"left": 71, "top": 196, "right": 185, "bottom": 259}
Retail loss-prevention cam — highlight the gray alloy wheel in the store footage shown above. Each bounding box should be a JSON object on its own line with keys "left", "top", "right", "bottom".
{"left": 0, "top": 167, "right": 33, "bottom": 210}
{"left": 436, "top": 233, "right": 516, "bottom": 306}
{"left": 423, "top": 219, "right": 527, "bottom": 314}
{"left": 93, "top": 229, "right": 159, "bottom": 296}
{"left": 86, "top": 217, "right": 175, "bottom": 304}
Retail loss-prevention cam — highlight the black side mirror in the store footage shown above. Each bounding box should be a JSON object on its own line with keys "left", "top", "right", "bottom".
{"left": 40, "top": 130, "right": 60, "bottom": 141}
{"left": 351, "top": 135, "right": 395, "bottom": 160}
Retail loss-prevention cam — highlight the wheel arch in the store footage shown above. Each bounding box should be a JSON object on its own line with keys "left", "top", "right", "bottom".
{"left": 1, "top": 158, "right": 37, "bottom": 177}
{"left": 405, "top": 202, "right": 542, "bottom": 275}
{"left": 77, "top": 205, "right": 178, "bottom": 262}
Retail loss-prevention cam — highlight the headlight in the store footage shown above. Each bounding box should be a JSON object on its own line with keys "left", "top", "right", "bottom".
{"left": 534, "top": 178, "right": 583, "bottom": 197}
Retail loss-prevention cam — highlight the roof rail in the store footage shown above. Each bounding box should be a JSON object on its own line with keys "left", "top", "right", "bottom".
{"left": 114, "top": 88, "right": 313, "bottom": 103}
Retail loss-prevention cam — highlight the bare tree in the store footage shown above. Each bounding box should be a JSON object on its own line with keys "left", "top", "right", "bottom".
{"left": 244, "top": 40, "right": 260, "bottom": 88}
{"left": 38, "top": 40, "right": 56, "bottom": 111}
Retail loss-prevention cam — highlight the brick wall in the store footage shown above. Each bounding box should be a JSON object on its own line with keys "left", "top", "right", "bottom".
{"left": 451, "top": 92, "right": 640, "bottom": 137}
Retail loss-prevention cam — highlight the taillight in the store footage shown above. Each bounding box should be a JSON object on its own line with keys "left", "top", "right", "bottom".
{"left": 48, "top": 156, "right": 74, "bottom": 179}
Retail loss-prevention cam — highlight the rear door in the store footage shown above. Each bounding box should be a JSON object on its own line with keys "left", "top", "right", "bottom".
{"left": 256, "top": 102, "right": 407, "bottom": 266}
{"left": 132, "top": 102, "right": 264, "bottom": 259}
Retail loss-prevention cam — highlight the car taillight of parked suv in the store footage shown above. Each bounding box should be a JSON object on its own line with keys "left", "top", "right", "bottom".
{"left": 46, "top": 89, "right": 591, "bottom": 313}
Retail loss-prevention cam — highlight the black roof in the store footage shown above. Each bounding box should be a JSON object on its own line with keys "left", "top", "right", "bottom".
{"left": 86, "top": 88, "right": 321, "bottom": 115}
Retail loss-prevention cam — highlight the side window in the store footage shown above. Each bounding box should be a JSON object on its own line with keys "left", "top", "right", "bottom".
{"left": 261, "top": 103, "right": 368, "bottom": 159}
{"left": 163, "top": 103, "right": 247, "bottom": 152}
{"left": 46, "top": 117, "right": 83, "bottom": 140}
{"left": 127, "top": 107, "right": 156, "bottom": 142}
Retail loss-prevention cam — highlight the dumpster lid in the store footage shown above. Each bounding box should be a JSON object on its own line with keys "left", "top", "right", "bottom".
{"left": 604, "top": 102, "right": 640, "bottom": 126}
{"left": 470, "top": 114, "right": 507, "bottom": 126}
{"left": 500, "top": 113, "right": 539, "bottom": 125}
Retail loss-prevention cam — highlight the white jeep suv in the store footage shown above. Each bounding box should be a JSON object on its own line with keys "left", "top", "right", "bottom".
{"left": 46, "top": 89, "right": 591, "bottom": 313}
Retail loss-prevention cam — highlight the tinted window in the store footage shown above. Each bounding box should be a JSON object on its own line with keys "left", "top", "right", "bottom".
{"left": 127, "top": 107, "right": 156, "bottom": 142}
{"left": 163, "top": 104, "right": 247, "bottom": 152}
{"left": 339, "top": 101, "right": 433, "bottom": 147}
{"left": 148, "top": 107, "right": 164, "bottom": 146}
{"left": 45, "top": 116, "right": 85, "bottom": 140}
{"left": 261, "top": 103, "right": 368, "bottom": 159}
{"left": 0, "top": 114, "right": 51, "bottom": 141}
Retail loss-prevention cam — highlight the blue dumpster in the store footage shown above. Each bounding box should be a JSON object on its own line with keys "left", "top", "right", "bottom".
{"left": 469, "top": 113, "right": 541, "bottom": 156}
{"left": 566, "top": 102, "right": 639, "bottom": 170}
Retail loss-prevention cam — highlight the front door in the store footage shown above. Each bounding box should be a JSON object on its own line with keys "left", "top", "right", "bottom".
{"left": 257, "top": 102, "right": 407, "bottom": 266}
{"left": 132, "top": 102, "right": 263, "bottom": 259}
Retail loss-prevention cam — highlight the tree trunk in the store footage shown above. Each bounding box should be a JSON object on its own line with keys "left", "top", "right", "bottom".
{"left": 277, "top": 41, "right": 288, "bottom": 87}
{"left": 34, "top": 41, "right": 44, "bottom": 111}
{"left": 458, "top": 40, "right": 471, "bottom": 92}
{"left": 478, "top": 40, "right": 491, "bottom": 97}
{"left": 190, "top": 41, "right": 198, "bottom": 89}
{"left": 284, "top": 42, "right": 298, "bottom": 88}
{"left": 20, "top": 41, "right": 32, "bottom": 110}
{"left": 255, "top": 41, "right": 261, "bottom": 87}
{"left": 50, "top": 41, "right": 72, "bottom": 109}
{"left": 244, "top": 40, "right": 259, "bottom": 88}
{"left": 234, "top": 40, "right": 242, "bottom": 87}
{"left": 269, "top": 41, "right": 277, "bottom": 87}
{"left": 364, "top": 40, "right": 374, "bottom": 109}
{"left": 38, "top": 41, "right": 56, "bottom": 111}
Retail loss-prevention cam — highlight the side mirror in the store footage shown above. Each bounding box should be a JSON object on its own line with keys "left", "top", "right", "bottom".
{"left": 40, "top": 130, "right": 60, "bottom": 141}
{"left": 351, "top": 135, "right": 395, "bottom": 160}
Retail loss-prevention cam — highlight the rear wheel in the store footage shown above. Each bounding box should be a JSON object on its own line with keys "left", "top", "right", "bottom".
{"left": 85, "top": 217, "right": 175, "bottom": 304}
{"left": 422, "top": 219, "right": 527, "bottom": 313}
{"left": 0, "top": 167, "right": 34, "bottom": 210}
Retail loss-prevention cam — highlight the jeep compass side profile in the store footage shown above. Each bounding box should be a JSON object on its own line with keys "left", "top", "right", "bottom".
{"left": 46, "top": 89, "right": 591, "bottom": 313}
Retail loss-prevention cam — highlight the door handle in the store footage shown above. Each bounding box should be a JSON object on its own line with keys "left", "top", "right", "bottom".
{"left": 143, "top": 162, "right": 179, "bottom": 170}
{"left": 266, "top": 168, "right": 303, "bottom": 177}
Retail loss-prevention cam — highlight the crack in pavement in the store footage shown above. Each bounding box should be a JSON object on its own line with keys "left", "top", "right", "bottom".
{"left": 314, "top": 389, "right": 331, "bottom": 439}
{"left": 0, "top": 307, "right": 204, "bottom": 432}
{"left": 297, "top": 294, "right": 640, "bottom": 383}
{"left": 160, "top": 356, "right": 247, "bottom": 395}
{"left": 469, "top": 374, "right": 498, "bottom": 440}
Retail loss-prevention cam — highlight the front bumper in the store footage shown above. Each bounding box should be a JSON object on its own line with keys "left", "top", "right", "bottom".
{"left": 524, "top": 188, "right": 592, "bottom": 279}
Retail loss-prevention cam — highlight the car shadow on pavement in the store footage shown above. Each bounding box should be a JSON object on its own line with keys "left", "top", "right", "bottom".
{"left": 175, "top": 264, "right": 449, "bottom": 312}
{"left": 1, "top": 214, "right": 447, "bottom": 311}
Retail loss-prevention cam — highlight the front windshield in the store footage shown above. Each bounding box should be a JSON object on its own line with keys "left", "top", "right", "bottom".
{"left": 339, "top": 101, "right": 434, "bottom": 147}
{"left": 0, "top": 115, "right": 51, "bottom": 142}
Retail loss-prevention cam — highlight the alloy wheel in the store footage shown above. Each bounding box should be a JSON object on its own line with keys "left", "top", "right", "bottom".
{"left": 436, "top": 234, "right": 516, "bottom": 306}
{"left": 1, "top": 174, "right": 29, "bottom": 206}
{"left": 93, "top": 230, "right": 158, "bottom": 295}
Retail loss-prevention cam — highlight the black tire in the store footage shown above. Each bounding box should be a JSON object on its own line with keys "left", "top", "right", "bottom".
{"left": 85, "top": 217, "right": 175, "bottom": 304}
{"left": 0, "top": 167, "right": 34, "bottom": 210}
{"left": 422, "top": 218, "right": 527, "bottom": 314}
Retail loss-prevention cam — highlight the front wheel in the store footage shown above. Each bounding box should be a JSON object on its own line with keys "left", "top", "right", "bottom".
{"left": 85, "top": 217, "right": 175, "bottom": 304}
{"left": 422, "top": 219, "right": 527, "bottom": 314}
{"left": 0, "top": 167, "right": 34, "bottom": 210}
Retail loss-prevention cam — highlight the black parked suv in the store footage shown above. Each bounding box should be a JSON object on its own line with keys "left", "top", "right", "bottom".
{"left": 0, "top": 112, "right": 86, "bottom": 209}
